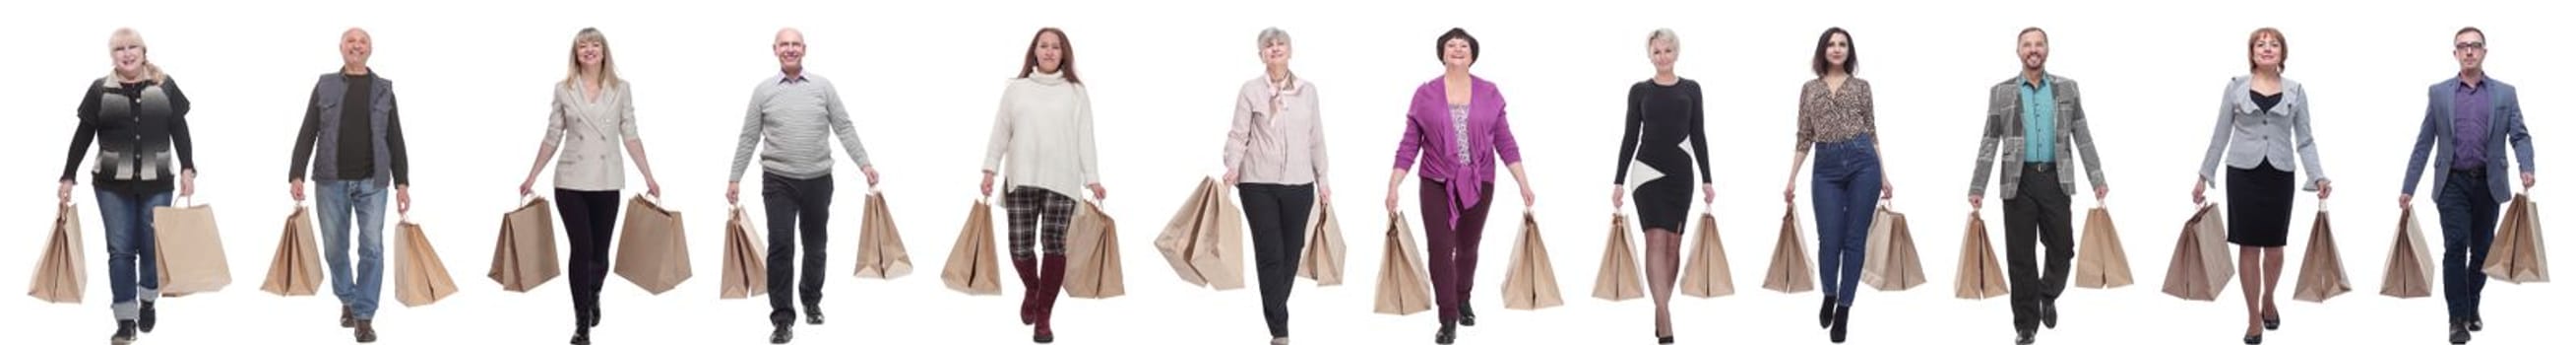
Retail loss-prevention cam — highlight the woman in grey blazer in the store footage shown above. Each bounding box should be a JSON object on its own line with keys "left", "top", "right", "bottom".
{"left": 2190, "top": 28, "right": 2331, "bottom": 345}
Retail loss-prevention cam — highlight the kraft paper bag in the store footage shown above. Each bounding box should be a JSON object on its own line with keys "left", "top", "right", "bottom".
{"left": 488, "top": 197, "right": 560, "bottom": 292}
{"left": 1373, "top": 212, "right": 1433, "bottom": 315}
{"left": 1955, "top": 212, "right": 2010, "bottom": 300}
{"left": 1678, "top": 212, "right": 1735, "bottom": 298}
{"left": 2074, "top": 207, "right": 2136, "bottom": 289}
{"left": 1859, "top": 204, "right": 1925, "bottom": 291}
{"left": 260, "top": 207, "right": 326, "bottom": 297}
{"left": 1593, "top": 214, "right": 1645, "bottom": 301}
{"left": 1155, "top": 177, "right": 1247, "bottom": 290}
{"left": 395, "top": 221, "right": 458, "bottom": 307}
{"left": 940, "top": 201, "right": 1004, "bottom": 295}
{"left": 2380, "top": 208, "right": 2437, "bottom": 298}
{"left": 852, "top": 191, "right": 913, "bottom": 280}
{"left": 1295, "top": 202, "right": 1348, "bottom": 286}
{"left": 1762, "top": 208, "right": 1816, "bottom": 293}
{"left": 614, "top": 195, "right": 691, "bottom": 295}
{"left": 2162, "top": 204, "right": 2233, "bottom": 301}
{"left": 1500, "top": 212, "right": 1564, "bottom": 310}
{"left": 2482, "top": 194, "right": 2548, "bottom": 283}
{"left": 29, "top": 204, "right": 87, "bottom": 304}
{"left": 2291, "top": 209, "right": 2351, "bottom": 303}
{"left": 153, "top": 200, "right": 231, "bottom": 297}
{"left": 1064, "top": 201, "right": 1125, "bottom": 299}
{"left": 720, "top": 206, "right": 769, "bottom": 299}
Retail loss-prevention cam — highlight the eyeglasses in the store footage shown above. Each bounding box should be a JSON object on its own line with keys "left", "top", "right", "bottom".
{"left": 2455, "top": 41, "right": 2486, "bottom": 50}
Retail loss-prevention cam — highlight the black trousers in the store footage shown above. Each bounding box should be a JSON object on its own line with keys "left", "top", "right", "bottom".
{"left": 2436, "top": 170, "right": 2500, "bottom": 319}
{"left": 1237, "top": 183, "right": 1314, "bottom": 338}
{"left": 762, "top": 172, "right": 834, "bottom": 326}
{"left": 2003, "top": 164, "right": 2075, "bottom": 332}
{"left": 555, "top": 189, "right": 622, "bottom": 328}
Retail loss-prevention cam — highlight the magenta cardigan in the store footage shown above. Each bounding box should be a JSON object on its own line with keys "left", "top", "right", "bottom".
{"left": 1394, "top": 75, "right": 1522, "bottom": 224}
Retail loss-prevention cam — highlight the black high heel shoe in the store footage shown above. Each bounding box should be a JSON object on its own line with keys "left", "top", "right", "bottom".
{"left": 1658, "top": 335, "right": 1674, "bottom": 344}
{"left": 1434, "top": 321, "right": 1458, "bottom": 344}
{"left": 2243, "top": 334, "right": 2262, "bottom": 345}
{"left": 2263, "top": 315, "right": 2280, "bottom": 330}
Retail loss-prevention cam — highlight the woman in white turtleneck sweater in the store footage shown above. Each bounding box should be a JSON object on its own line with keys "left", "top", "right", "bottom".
{"left": 978, "top": 27, "right": 1105, "bottom": 345}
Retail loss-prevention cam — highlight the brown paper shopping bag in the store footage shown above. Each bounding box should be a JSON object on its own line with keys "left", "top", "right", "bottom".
{"left": 614, "top": 195, "right": 691, "bottom": 295}
{"left": 2162, "top": 204, "right": 2233, "bottom": 301}
{"left": 153, "top": 200, "right": 230, "bottom": 297}
{"left": 2074, "top": 207, "right": 2136, "bottom": 289}
{"left": 2380, "top": 208, "right": 2437, "bottom": 298}
{"left": 1763, "top": 208, "right": 1816, "bottom": 293}
{"left": 29, "top": 204, "right": 87, "bottom": 304}
{"left": 1374, "top": 212, "right": 1434, "bottom": 314}
{"left": 1594, "top": 215, "right": 1645, "bottom": 301}
{"left": 1678, "top": 212, "right": 1735, "bottom": 298}
{"left": 260, "top": 207, "right": 326, "bottom": 296}
{"left": 1501, "top": 212, "right": 1564, "bottom": 310}
{"left": 1296, "top": 203, "right": 1349, "bottom": 286}
{"left": 488, "top": 197, "right": 560, "bottom": 292}
{"left": 1860, "top": 205, "right": 1926, "bottom": 291}
{"left": 2482, "top": 194, "right": 2548, "bottom": 283}
{"left": 852, "top": 191, "right": 913, "bottom": 280}
{"left": 1155, "top": 177, "right": 1247, "bottom": 290}
{"left": 940, "top": 201, "right": 1004, "bottom": 295}
{"left": 395, "top": 221, "right": 458, "bottom": 307}
{"left": 720, "top": 206, "right": 769, "bottom": 299}
{"left": 1064, "top": 201, "right": 1125, "bottom": 299}
{"left": 1955, "top": 212, "right": 2010, "bottom": 300}
{"left": 2291, "top": 209, "right": 2351, "bottom": 303}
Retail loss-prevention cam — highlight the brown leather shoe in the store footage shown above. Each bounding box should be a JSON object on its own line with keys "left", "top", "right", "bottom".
{"left": 354, "top": 320, "right": 378, "bottom": 343}
{"left": 341, "top": 306, "right": 355, "bottom": 328}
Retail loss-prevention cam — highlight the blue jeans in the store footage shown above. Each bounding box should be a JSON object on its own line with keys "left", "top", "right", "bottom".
{"left": 2435, "top": 171, "right": 2499, "bottom": 319}
{"left": 317, "top": 179, "right": 389, "bottom": 320}
{"left": 1810, "top": 134, "right": 1881, "bottom": 307}
{"left": 96, "top": 189, "right": 172, "bottom": 320}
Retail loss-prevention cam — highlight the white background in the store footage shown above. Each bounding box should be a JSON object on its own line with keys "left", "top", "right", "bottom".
{"left": 2, "top": 0, "right": 2566, "bottom": 344}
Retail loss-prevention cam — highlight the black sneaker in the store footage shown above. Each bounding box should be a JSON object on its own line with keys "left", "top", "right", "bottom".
{"left": 804, "top": 308, "right": 825, "bottom": 325}
{"left": 138, "top": 301, "right": 157, "bottom": 333}
{"left": 111, "top": 320, "right": 138, "bottom": 345}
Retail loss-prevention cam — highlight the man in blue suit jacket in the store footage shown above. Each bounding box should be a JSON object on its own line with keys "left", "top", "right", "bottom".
{"left": 2397, "top": 27, "right": 2537, "bottom": 345}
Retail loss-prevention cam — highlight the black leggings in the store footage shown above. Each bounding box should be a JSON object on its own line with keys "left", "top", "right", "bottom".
{"left": 555, "top": 188, "right": 621, "bottom": 328}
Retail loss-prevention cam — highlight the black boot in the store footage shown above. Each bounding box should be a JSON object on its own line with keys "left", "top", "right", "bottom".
{"left": 1819, "top": 296, "right": 1837, "bottom": 329}
{"left": 1433, "top": 321, "right": 1457, "bottom": 344}
{"left": 1829, "top": 305, "right": 1852, "bottom": 343}
{"left": 1458, "top": 303, "right": 1476, "bottom": 326}
{"left": 138, "top": 301, "right": 157, "bottom": 333}
{"left": 110, "top": 320, "right": 137, "bottom": 345}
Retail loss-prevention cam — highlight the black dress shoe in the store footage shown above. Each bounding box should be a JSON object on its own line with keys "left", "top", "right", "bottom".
{"left": 2449, "top": 319, "right": 2472, "bottom": 344}
{"left": 2467, "top": 315, "right": 2482, "bottom": 332}
{"left": 354, "top": 320, "right": 379, "bottom": 343}
{"left": 1819, "top": 296, "right": 1837, "bottom": 329}
{"left": 138, "top": 301, "right": 157, "bottom": 333}
{"left": 341, "top": 306, "right": 356, "bottom": 328}
{"left": 589, "top": 307, "right": 602, "bottom": 327}
{"left": 2243, "top": 334, "right": 2262, "bottom": 344}
{"left": 804, "top": 309, "right": 825, "bottom": 325}
{"left": 2015, "top": 330, "right": 2036, "bottom": 345}
{"left": 771, "top": 326, "right": 793, "bottom": 344}
{"left": 2041, "top": 301, "right": 2058, "bottom": 329}
{"left": 1458, "top": 304, "right": 1476, "bottom": 326}
{"left": 570, "top": 332, "right": 592, "bottom": 345}
{"left": 1828, "top": 305, "right": 1852, "bottom": 343}
{"left": 1434, "top": 322, "right": 1457, "bottom": 344}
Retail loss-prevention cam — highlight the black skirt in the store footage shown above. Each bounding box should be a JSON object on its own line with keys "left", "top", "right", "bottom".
{"left": 1633, "top": 175, "right": 1693, "bottom": 234}
{"left": 2226, "top": 162, "right": 2295, "bottom": 247}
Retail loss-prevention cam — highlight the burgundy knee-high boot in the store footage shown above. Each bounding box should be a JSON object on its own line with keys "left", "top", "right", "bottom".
{"left": 1034, "top": 254, "right": 1067, "bottom": 343}
{"left": 1013, "top": 257, "right": 1040, "bottom": 325}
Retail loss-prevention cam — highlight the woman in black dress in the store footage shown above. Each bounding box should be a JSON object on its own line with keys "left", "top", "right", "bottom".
{"left": 1609, "top": 28, "right": 1714, "bottom": 345}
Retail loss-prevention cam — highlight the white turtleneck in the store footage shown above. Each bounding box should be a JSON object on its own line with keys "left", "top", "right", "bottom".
{"left": 982, "top": 71, "right": 1100, "bottom": 198}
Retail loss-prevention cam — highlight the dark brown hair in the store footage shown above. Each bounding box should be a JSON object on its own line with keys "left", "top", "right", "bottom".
{"left": 1436, "top": 28, "right": 1479, "bottom": 65}
{"left": 2248, "top": 28, "right": 2287, "bottom": 72}
{"left": 1810, "top": 27, "right": 1855, "bottom": 77}
{"left": 2456, "top": 27, "right": 2484, "bottom": 42}
{"left": 1018, "top": 28, "right": 1080, "bottom": 84}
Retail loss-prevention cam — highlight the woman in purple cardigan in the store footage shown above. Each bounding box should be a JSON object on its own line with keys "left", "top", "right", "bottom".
{"left": 1384, "top": 28, "right": 1538, "bottom": 345}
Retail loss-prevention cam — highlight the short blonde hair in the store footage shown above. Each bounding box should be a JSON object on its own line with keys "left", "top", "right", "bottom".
{"left": 1648, "top": 28, "right": 1678, "bottom": 49}
{"left": 565, "top": 28, "right": 621, "bottom": 87}
{"left": 107, "top": 28, "right": 166, "bottom": 84}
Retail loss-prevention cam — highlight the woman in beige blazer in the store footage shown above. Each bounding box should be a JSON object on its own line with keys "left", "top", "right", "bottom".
{"left": 514, "top": 28, "right": 662, "bottom": 345}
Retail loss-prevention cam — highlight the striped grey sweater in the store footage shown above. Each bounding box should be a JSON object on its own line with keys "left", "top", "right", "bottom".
{"left": 730, "top": 73, "right": 872, "bottom": 181}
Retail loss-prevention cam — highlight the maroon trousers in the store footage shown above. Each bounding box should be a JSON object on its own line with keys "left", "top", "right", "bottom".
{"left": 1420, "top": 178, "right": 1496, "bottom": 324}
